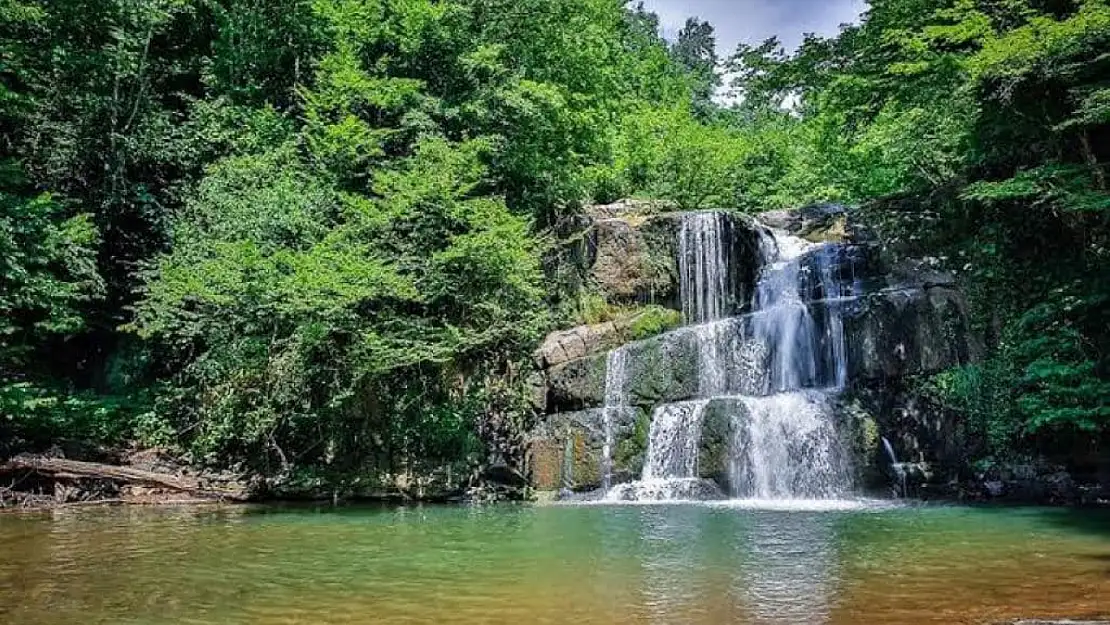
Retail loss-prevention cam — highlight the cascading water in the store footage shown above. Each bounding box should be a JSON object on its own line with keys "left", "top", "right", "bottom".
{"left": 679, "top": 212, "right": 729, "bottom": 325}
{"left": 729, "top": 392, "right": 849, "bottom": 500}
{"left": 642, "top": 401, "right": 707, "bottom": 481}
{"left": 882, "top": 437, "right": 908, "bottom": 498}
{"left": 604, "top": 211, "right": 860, "bottom": 503}
{"left": 601, "top": 347, "right": 629, "bottom": 491}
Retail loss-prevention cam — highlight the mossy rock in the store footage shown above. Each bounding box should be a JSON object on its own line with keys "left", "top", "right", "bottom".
{"left": 614, "top": 409, "right": 651, "bottom": 480}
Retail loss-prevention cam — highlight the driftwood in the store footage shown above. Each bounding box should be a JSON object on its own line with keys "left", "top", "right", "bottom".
{"left": 1, "top": 455, "right": 249, "bottom": 503}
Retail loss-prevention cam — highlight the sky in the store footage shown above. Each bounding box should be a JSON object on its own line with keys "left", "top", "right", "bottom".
{"left": 640, "top": 0, "right": 867, "bottom": 54}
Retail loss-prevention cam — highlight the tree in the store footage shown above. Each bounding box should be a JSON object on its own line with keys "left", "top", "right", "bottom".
{"left": 672, "top": 17, "right": 721, "bottom": 118}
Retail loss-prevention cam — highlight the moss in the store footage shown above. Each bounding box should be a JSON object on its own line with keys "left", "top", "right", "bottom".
{"left": 615, "top": 409, "right": 650, "bottom": 475}
{"left": 837, "top": 397, "right": 883, "bottom": 486}
{"left": 803, "top": 214, "right": 849, "bottom": 243}
{"left": 629, "top": 306, "right": 682, "bottom": 341}
{"left": 577, "top": 291, "right": 620, "bottom": 326}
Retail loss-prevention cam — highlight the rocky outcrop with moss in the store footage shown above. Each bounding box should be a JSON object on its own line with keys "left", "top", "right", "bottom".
{"left": 528, "top": 202, "right": 985, "bottom": 496}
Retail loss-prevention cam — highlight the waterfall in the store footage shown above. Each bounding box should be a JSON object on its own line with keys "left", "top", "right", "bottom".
{"left": 881, "top": 437, "right": 907, "bottom": 498}
{"left": 601, "top": 347, "right": 629, "bottom": 491}
{"left": 603, "top": 213, "right": 857, "bottom": 503}
{"left": 642, "top": 401, "right": 707, "bottom": 480}
{"left": 729, "top": 392, "right": 850, "bottom": 500}
{"left": 679, "top": 212, "right": 729, "bottom": 324}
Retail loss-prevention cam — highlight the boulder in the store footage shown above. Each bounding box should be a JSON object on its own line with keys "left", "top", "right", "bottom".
{"left": 844, "top": 286, "right": 975, "bottom": 382}
{"left": 526, "top": 407, "right": 642, "bottom": 492}
{"left": 532, "top": 307, "right": 683, "bottom": 370}
{"left": 534, "top": 321, "right": 626, "bottom": 370}
{"left": 759, "top": 203, "right": 856, "bottom": 243}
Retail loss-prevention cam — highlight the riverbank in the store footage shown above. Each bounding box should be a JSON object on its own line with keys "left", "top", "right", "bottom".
{"left": 0, "top": 449, "right": 248, "bottom": 511}
{"left": 0, "top": 447, "right": 537, "bottom": 511}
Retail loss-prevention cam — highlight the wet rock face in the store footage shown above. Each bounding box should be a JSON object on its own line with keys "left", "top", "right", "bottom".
{"left": 542, "top": 327, "right": 702, "bottom": 414}
{"left": 697, "top": 399, "right": 745, "bottom": 492}
{"left": 526, "top": 407, "right": 642, "bottom": 492}
{"left": 541, "top": 286, "right": 973, "bottom": 414}
{"left": 844, "top": 286, "right": 976, "bottom": 382}
{"left": 552, "top": 207, "right": 764, "bottom": 315}
{"left": 527, "top": 397, "right": 749, "bottom": 494}
{"left": 545, "top": 354, "right": 607, "bottom": 413}
{"left": 839, "top": 382, "right": 967, "bottom": 489}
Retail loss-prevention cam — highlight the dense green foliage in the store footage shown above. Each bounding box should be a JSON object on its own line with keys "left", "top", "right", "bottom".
{"left": 0, "top": 0, "right": 709, "bottom": 484}
{"left": 2, "top": 0, "right": 1107, "bottom": 484}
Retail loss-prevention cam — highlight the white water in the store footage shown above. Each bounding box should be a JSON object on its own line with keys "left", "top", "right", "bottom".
{"left": 729, "top": 392, "right": 850, "bottom": 500}
{"left": 750, "top": 232, "right": 819, "bottom": 393}
{"left": 642, "top": 401, "right": 708, "bottom": 480}
{"left": 882, "top": 436, "right": 908, "bottom": 498}
{"left": 603, "top": 215, "right": 857, "bottom": 504}
{"left": 601, "top": 347, "right": 630, "bottom": 491}
{"left": 679, "top": 212, "right": 729, "bottom": 324}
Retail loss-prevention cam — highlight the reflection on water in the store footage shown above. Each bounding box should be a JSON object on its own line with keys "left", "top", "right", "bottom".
{"left": 0, "top": 503, "right": 1109, "bottom": 625}
{"left": 733, "top": 511, "right": 838, "bottom": 625}
{"left": 638, "top": 507, "right": 709, "bottom": 624}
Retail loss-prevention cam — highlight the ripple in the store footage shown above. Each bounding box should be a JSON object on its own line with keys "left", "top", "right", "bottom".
{"left": 708, "top": 498, "right": 902, "bottom": 512}
{"left": 564, "top": 496, "right": 902, "bottom": 512}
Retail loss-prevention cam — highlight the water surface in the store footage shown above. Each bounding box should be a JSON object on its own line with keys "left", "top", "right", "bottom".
{"left": 1, "top": 502, "right": 1108, "bottom": 624}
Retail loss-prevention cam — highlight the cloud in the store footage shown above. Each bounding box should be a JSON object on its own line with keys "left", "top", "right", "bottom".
{"left": 639, "top": 0, "right": 865, "bottom": 54}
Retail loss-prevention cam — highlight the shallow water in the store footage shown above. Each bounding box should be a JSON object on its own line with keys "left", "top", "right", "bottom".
{"left": 1, "top": 502, "right": 1108, "bottom": 624}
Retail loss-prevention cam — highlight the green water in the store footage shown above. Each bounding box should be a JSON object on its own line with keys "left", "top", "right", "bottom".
{"left": 1, "top": 502, "right": 1108, "bottom": 625}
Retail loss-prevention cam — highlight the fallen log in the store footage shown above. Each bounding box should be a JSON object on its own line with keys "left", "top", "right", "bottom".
{"left": 1, "top": 455, "right": 250, "bottom": 502}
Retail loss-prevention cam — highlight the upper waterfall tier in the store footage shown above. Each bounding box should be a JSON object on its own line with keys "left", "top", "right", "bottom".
{"left": 552, "top": 208, "right": 765, "bottom": 318}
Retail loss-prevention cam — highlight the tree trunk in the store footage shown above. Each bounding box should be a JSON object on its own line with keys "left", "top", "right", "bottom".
{"left": 1, "top": 456, "right": 249, "bottom": 502}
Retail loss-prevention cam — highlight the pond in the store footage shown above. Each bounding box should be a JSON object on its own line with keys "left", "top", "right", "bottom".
{"left": 1, "top": 501, "right": 1108, "bottom": 624}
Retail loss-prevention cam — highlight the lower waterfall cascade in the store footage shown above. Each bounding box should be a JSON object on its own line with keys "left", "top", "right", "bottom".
{"left": 603, "top": 213, "right": 859, "bottom": 503}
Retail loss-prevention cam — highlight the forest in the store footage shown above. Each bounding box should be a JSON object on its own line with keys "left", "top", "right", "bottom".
{"left": 2, "top": 0, "right": 1108, "bottom": 495}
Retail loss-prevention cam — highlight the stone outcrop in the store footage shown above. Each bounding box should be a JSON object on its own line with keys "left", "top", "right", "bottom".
{"left": 528, "top": 397, "right": 752, "bottom": 494}
{"left": 526, "top": 407, "right": 643, "bottom": 492}
{"left": 844, "top": 286, "right": 976, "bottom": 381}
{"left": 532, "top": 307, "right": 683, "bottom": 370}
{"left": 760, "top": 203, "right": 854, "bottom": 243}
{"left": 551, "top": 205, "right": 764, "bottom": 314}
